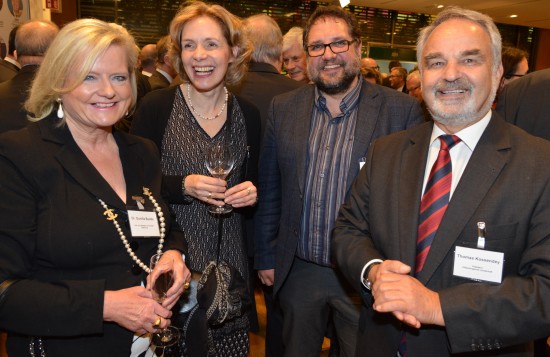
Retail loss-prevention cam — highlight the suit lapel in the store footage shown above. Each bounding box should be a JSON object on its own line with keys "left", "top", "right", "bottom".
{"left": 347, "top": 80, "right": 382, "bottom": 188}
{"left": 295, "top": 86, "right": 315, "bottom": 193}
{"left": 116, "top": 132, "right": 148, "bottom": 205}
{"left": 417, "top": 115, "right": 511, "bottom": 283}
{"left": 398, "top": 124, "right": 433, "bottom": 267}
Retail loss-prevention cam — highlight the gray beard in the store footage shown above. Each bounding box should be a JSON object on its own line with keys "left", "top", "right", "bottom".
{"left": 428, "top": 78, "right": 498, "bottom": 127}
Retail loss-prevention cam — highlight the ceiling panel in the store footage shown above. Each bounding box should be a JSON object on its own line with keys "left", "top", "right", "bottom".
{"left": 350, "top": 0, "right": 550, "bottom": 29}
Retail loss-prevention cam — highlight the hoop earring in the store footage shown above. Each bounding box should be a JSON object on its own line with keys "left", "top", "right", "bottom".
{"left": 56, "top": 98, "right": 64, "bottom": 119}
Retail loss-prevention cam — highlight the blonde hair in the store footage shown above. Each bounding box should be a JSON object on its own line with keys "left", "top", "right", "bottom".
{"left": 25, "top": 18, "right": 138, "bottom": 121}
{"left": 169, "top": 1, "right": 251, "bottom": 86}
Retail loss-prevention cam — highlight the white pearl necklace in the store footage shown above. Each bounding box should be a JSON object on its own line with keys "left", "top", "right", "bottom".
{"left": 186, "top": 82, "right": 229, "bottom": 120}
{"left": 99, "top": 187, "right": 165, "bottom": 274}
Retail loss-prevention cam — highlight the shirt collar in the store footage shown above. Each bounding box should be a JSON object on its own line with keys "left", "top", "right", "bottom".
{"left": 4, "top": 56, "right": 21, "bottom": 69}
{"left": 156, "top": 68, "right": 173, "bottom": 83}
{"left": 314, "top": 76, "right": 362, "bottom": 116}
{"left": 430, "top": 110, "right": 492, "bottom": 151}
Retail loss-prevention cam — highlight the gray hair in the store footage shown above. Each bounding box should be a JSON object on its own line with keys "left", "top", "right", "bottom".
{"left": 243, "top": 14, "right": 282, "bottom": 64}
{"left": 416, "top": 6, "right": 502, "bottom": 73}
{"left": 15, "top": 20, "right": 59, "bottom": 57}
{"left": 282, "top": 27, "right": 304, "bottom": 53}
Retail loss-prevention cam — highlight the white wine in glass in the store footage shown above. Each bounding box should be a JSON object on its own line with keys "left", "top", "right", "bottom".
{"left": 205, "top": 142, "right": 235, "bottom": 214}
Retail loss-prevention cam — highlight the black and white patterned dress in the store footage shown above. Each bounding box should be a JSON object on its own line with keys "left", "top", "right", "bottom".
{"left": 161, "top": 88, "right": 250, "bottom": 356}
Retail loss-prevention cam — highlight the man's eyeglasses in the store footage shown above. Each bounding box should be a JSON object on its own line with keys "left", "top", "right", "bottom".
{"left": 306, "top": 39, "right": 356, "bottom": 57}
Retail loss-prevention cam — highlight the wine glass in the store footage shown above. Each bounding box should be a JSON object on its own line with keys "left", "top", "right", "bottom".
{"left": 205, "top": 142, "right": 235, "bottom": 214}
{"left": 149, "top": 253, "right": 180, "bottom": 349}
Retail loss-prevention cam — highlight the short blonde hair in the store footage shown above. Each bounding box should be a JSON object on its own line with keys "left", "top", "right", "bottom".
{"left": 25, "top": 18, "right": 138, "bottom": 121}
{"left": 169, "top": 1, "right": 251, "bottom": 86}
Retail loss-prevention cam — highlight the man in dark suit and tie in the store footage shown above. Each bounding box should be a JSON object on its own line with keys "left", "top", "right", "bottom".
{"left": 0, "top": 20, "right": 58, "bottom": 133}
{"left": 254, "top": 5, "right": 423, "bottom": 356}
{"left": 333, "top": 6, "right": 550, "bottom": 356}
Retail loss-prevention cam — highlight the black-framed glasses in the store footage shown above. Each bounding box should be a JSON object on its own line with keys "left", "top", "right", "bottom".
{"left": 306, "top": 39, "right": 356, "bottom": 57}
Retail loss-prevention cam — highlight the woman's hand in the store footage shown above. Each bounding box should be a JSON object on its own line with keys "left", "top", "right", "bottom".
{"left": 184, "top": 174, "right": 227, "bottom": 207}
{"left": 103, "top": 286, "right": 172, "bottom": 335}
{"left": 225, "top": 181, "right": 257, "bottom": 208}
{"left": 146, "top": 250, "right": 191, "bottom": 310}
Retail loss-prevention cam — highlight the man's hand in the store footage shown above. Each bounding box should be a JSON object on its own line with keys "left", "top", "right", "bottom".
{"left": 370, "top": 260, "right": 445, "bottom": 328}
{"left": 258, "top": 269, "right": 275, "bottom": 286}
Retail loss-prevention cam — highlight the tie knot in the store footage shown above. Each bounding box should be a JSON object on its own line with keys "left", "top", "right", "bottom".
{"left": 439, "top": 135, "right": 461, "bottom": 151}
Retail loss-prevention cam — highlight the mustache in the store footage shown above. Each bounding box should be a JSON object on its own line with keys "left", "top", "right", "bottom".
{"left": 433, "top": 78, "right": 473, "bottom": 92}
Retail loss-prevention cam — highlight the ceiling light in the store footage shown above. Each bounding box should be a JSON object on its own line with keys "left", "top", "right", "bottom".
{"left": 509, "top": 14, "right": 518, "bottom": 18}
{"left": 340, "top": 0, "right": 351, "bottom": 7}
{"left": 436, "top": 4, "right": 444, "bottom": 9}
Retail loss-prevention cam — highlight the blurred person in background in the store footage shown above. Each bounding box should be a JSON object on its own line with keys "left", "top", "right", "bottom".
{"left": 282, "top": 27, "right": 309, "bottom": 83}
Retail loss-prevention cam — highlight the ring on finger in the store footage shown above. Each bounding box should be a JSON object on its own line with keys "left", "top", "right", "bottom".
{"left": 247, "top": 187, "right": 252, "bottom": 195}
{"left": 152, "top": 316, "right": 162, "bottom": 329}
{"left": 208, "top": 192, "right": 212, "bottom": 199}
{"left": 184, "top": 281, "right": 190, "bottom": 289}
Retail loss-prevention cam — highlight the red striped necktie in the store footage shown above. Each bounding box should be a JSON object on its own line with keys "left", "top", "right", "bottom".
{"left": 398, "top": 134, "right": 461, "bottom": 357}
{"left": 416, "top": 134, "right": 461, "bottom": 274}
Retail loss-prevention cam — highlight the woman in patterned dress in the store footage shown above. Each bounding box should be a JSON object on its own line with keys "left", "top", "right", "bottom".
{"left": 131, "top": 2, "right": 260, "bottom": 356}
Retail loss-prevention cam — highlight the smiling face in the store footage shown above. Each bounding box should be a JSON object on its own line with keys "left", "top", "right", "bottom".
{"left": 306, "top": 16, "right": 360, "bottom": 96}
{"left": 283, "top": 41, "right": 308, "bottom": 83}
{"left": 180, "top": 16, "right": 235, "bottom": 93}
{"left": 62, "top": 45, "right": 132, "bottom": 132}
{"left": 420, "top": 18, "right": 502, "bottom": 131}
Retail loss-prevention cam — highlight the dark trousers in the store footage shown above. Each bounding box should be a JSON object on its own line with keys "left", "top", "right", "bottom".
{"left": 278, "top": 258, "right": 361, "bottom": 357}
{"left": 262, "top": 284, "right": 285, "bottom": 357}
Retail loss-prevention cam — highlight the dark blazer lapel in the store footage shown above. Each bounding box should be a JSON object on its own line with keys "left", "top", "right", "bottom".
{"left": 295, "top": 85, "right": 315, "bottom": 193}
{"left": 115, "top": 131, "right": 148, "bottom": 204}
{"left": 39, "top": 118, "right": 126, "bottom": 211}
{"left": 418, "top": 114, "right": 511, "bottom": 283}
{"left": 398, "top": 124, "right": 433, "bottom": 267}
{"left": 347, "top": 80, "right": 381, "bottom": 188}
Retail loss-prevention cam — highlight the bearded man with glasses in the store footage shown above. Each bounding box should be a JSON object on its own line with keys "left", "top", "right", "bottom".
{"left": 254, "top": 5, "right": 424, "bottom": 356}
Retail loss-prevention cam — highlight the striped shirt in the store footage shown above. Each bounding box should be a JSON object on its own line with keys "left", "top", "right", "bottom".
{"left": 297, "top": 79, "right": 361, "bottom": 266}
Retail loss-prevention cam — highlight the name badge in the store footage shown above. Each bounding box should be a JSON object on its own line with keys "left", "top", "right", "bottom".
{"left": 128, "top": 210, "right": 160, "bottom": 237}
{"left": 453, "top": 246, "right": 504, "bottom": 283}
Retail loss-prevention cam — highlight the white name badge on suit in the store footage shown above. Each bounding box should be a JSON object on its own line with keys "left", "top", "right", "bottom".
{"left": 452, "top": 222, "right": 504, "bottom": 284}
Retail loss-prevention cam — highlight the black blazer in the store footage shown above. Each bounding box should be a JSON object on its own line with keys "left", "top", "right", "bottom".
{"left": 230, "top": 61, "right": 304, "bottom": 139}
{"left": 496, "top": 68, "right": 550, "bottom": 141}
{"left": 0, "top": 58, "right": 18, "bottom": 82}
{"left": 0, "top": 114, "right": 186, "bottom": 356}
{"left": 0, "top": 64, "right": 38, "bottom": 133}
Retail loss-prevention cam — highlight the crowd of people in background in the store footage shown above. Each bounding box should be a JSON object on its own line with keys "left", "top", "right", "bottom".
{"left": 1, "top": 1, "right": 550, "bottom": 357}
